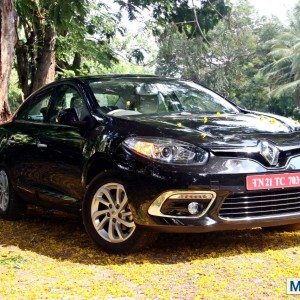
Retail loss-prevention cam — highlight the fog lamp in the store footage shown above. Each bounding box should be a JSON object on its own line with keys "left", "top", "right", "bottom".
{"left": 188, "top": 202, "right": 201, "bottom": 215}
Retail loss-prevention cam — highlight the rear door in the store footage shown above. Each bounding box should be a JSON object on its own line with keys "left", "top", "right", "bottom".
{"left": 7, "top": 88, "right": 54, "bottom": 202}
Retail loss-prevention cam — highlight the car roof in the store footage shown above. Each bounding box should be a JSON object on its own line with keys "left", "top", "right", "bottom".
{"left": 75, "top": 74, "right": 177, "bottom": 83}
{"left": 36, "top": 74, "right": 178, "bottom": 90}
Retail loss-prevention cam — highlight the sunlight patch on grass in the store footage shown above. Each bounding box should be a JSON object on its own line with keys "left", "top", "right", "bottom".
{"left": 0, "top": 212, "right": 299, "bottom": 299}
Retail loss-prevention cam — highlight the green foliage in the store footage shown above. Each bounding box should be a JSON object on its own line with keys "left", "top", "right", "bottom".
{"left": 266, "top": 2, "right": 300, "bottom": 100}
{"left": 14, "top": 0, "right": 91, "bottom": 96}
{"left": 116, "top": 0, "right": 230, "bottom": 38}
{"left": 15, "top": 0, "right": 86, "bottom": 31}
{"left": 9, "top": 0, "right": 300, "bottom": 119}
{"left": 268, "top": 95, "right": 298, "bottom": 117}
{"left": 0, "top": 255, "right": 26, "bottom": 266}
{"left": 155, "top": 0, "right": 300, "bottom": 117}
{"left": 56, "top": 2, "right": 119, "bottom": 77}
{"left": 96, "top": 61, "right": 154, "bottom": 75}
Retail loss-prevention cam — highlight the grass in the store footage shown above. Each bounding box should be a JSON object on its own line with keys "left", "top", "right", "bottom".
{"left": 0, "top": 208, "right": 299, "bottom": 299}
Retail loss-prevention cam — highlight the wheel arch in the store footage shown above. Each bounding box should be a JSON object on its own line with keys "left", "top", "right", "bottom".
{"left": 83, "top": 153, "right": 117, "bottom": 187}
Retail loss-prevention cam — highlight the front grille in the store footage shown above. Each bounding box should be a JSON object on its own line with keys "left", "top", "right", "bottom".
{"left": 219, "top": 189, "right": 300, "bottom": 220}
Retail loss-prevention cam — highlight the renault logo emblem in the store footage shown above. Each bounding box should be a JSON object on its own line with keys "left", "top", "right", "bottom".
{"left": 260, "top": 140, "right": 280, "bottom": 166}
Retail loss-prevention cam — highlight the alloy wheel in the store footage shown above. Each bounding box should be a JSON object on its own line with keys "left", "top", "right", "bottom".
{"left": 91, "top": 183, "right": 136, "bottom": 243}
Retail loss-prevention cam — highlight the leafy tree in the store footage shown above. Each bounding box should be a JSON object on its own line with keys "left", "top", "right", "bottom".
{"left": 56, "top": 2, "right": 119, "bottom": 78}
{"left": 116, "top": 0, "right": 230, "bottom": 38}
{"left": 155, "top": 0, "right": 288, "bottom": 114}
{"left": 234, "top": 15, "right": 284, "bottom": 111}
{"left": 5, "top": 0, "right": 299, "bottom": 121}
{"left": 14, "top": 0, "right": 87, "bottom": 97}
{"left": 266, "top": 2, "right": 300, "bottom": 107}
{"left": 14, "top": 0, "right": 124, "bottom": 98}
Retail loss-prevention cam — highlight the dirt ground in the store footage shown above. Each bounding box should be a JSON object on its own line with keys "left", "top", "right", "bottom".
{"left": 0, "top": 209, "right": 299, "bottom": 299}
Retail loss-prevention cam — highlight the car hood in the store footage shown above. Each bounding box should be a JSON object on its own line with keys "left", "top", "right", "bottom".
{"left": 114, "top": 112, "right": 300, "bottom": 149}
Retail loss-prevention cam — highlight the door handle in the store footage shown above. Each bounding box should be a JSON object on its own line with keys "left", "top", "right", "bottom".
{"left": 36, "top": 140, "right": 48, "bottom": 149}
{"left": 37, "top": 143, "right": 47, "bottom": 149}
{"left": 7, "top": 137, "right": 16, "bottom": 145}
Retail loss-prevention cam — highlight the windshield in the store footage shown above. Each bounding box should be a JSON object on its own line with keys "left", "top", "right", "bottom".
{"left": 89, "top": 79, "right": 239, "bottom": 116}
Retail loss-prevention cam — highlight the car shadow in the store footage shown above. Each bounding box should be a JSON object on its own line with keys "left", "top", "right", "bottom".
{"left": 0, "top": 208, "right": 299, "bottom": 266}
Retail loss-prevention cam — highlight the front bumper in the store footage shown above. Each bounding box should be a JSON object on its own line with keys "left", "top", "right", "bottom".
{"left": 138, "top": 188, "right": 300, "bottom": 233}
{"left": 116, "top": 152, "right": 300, "bottom": 233}
{"left": 125, "top": 175, "right": 300, "bottom": 233}
{"left": 137, "top": 214, "right": 300, "bottom": 233}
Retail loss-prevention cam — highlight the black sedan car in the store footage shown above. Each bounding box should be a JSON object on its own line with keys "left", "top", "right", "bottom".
{"left": 0, "top": 74, "right": 300, "bottom": 253}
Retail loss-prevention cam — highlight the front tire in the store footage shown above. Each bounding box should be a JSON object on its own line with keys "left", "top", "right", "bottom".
{"left": 82, "top": 171, "right": 157, "bottom": 253}
{"left": 0, "top": 168, "right": 26, "bottom": 220}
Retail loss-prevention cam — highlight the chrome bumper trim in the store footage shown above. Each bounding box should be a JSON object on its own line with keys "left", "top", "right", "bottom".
{"left": 219, "top": 211, "right": 300, "bottom": 222}
{"left": 148, "top": 190, "right": 217, "bottom": 219}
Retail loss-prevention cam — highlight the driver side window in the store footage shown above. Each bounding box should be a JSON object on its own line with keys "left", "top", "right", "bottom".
{"left": 49, "top": 85, "right": 89, "bottom": 124}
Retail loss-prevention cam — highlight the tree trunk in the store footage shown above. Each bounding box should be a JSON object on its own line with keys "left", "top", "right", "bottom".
{"left": 72, "top": 52, "right": 82, "bottom": 76}
{"left": 0, "top": 0, "right": 16, "bottom": 122}
{"left": 32, "top": 25, "right": 56, "bottom": 92}
{"left": 15, "top": 27, "right": 36, "bottom": 98}
{"left": 15, "top": 41, "right": 30, "bottom": 97}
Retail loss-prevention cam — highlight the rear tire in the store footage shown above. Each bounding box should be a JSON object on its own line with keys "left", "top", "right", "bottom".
{"left": 82, "top": 171, "right": 157, "bottom": 253}
{"left": 0, "top": 168, "right": 26, "bottom": 220}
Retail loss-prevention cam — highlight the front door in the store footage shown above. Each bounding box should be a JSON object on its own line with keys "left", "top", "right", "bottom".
{"left": 33, "top": 84, "right": 90, "bottom": 209}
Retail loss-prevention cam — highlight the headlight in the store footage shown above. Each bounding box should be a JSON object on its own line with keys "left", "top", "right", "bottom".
{"left": 123, "top": 137, "right": 209, "bottom": 165}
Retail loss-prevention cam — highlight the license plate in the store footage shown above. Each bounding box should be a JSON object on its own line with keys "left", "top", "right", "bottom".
{"left": 246, "top": 172, "right": 300, "bottom": 191}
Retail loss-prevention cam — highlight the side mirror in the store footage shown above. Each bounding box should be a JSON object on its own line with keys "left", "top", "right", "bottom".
{"left": 57, "top": 108, "right": 86, "bottom": 127}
